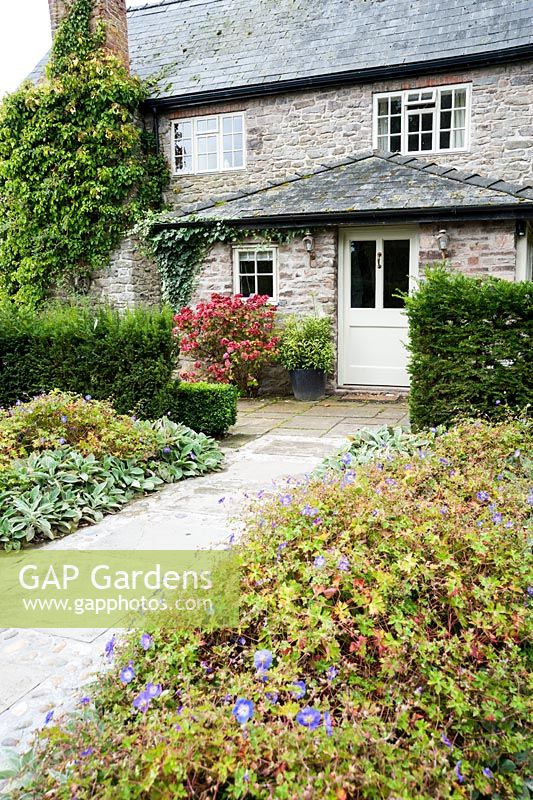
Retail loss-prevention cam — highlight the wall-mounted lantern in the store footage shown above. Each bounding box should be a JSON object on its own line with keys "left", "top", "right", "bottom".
{"left": 303, "top": 231, "right": 315, "bottom": 254}
{"left": 436, "top": 229, "right": 450, "bottom": 256}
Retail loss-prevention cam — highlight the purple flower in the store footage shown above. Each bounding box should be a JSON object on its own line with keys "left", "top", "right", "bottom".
{"left": 314, "top": 555, "right": 326, "bottom": 568}
{"left": 60, "top": 415, "right": 68, "bottom": 424}
{"left": 162, "top": 446, "right": 171, "bottom": 454}
{"left": 80, "top": 746, "right": 94, "bottom": 757}
{"left": 323, "top": 710, "right": 333, "bottom": 736}
{"left": 527, "top": 586, "right": 533, "bottom": 597}
{"left": 326, "top": 666, "right": 337, "bottom": 682}
{"left": 504, "top": 521, "right": 513, "bottom": 529}
{"left": 295, "top": 706, "right": 322, "bottom": 730}
{"left": 454, "top": 761, "right": 465, "bottom": 784}
{"left": 84, "top": 395, "right": 92, "bottom": 401}
{"left": 290, "top": 680, "right": 306, "bottom": 699}
{"left": 253, "top": 649, "right": 273, "bottom": 670}
{"left": 526, "top": 490, "right": 533, "bottom": 507}
{"left": 265, "top": 692, "right": 279, "bottom": 704}
{"left": 495, "top": 400, "right": 501, "bottom": 406}
{"left": 340, "top": 471, "right": 355, "bottom": 487}
{"left": 79, "top": 696, "right": 91, "bottom": 706}
{"left": 104, "top": 634, "right": 115, "bottom": 661}
{"left": 255, "top": 668, "right": 268, "bottom": 682}
{"left": 279, "top": 494, "right": 292, "bottom": 506}
{"left": 341, "top": 452, "right": 352, "bottom": 466}
{"left": 232, "top": 698, "right": 254, "bottom": 725}
{"left": 132, "top": 691, "right": 151, "bottom": 713}
{"left": 276, "top": 542, "right": 288, "bottom": 560}
{"left": 441, "top": 733, "right": 453, "bottom": 748}
{"left": 119, "top": 665, "right": 135, "bottom": 684}
{"left": 492, "top": 512, "right": 503, "bottom": 524}
{"left": 218, "top": 496, "right": 226, "bottom": 504}
{"left": 301, "top": 504, "right": 319, "bottom": 517}
{"left": 145, "top": 682, "right": 162, "bottom": 698}
{"left": 44, "top": 710, "right": 54, "bottom": 725}
{"left": 140, "top": 633, "right": 153, "bottom": 651}
{"left": 385, "top": 478, "right": 396, "bottom": 486}
{"left": 439, "top": 506, "right": 448, "bottom": 516}
{"left": 337, "top": 556, "right": 350, "bottom": 572}
{"left": 59, "top": 437, "right": 66, "bottom": 445}
{"left": 482, "top": 767, "right": 494, "bottom": 779}
{"left": 476, "top": 491, "right": 490, "bottom": 502}
{"left": 312, "top": 517, "right": 323, "bottom": 526}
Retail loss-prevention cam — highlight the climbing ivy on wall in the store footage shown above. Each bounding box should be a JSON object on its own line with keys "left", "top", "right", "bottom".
{"left": 136, "top": 214, "right": 304, "bottom": 310}
{"left": 0, "top": 0, "right": 169, "bottom": 306}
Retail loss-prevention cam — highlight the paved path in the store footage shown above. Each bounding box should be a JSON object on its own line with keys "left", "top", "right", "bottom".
{"left": 0, "top": 397, "right": 407, "bottom": 755}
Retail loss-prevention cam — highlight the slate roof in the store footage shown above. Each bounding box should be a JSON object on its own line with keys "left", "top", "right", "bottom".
{"left": 158, "top": 152, "right": 533, "bottom": 225}
{"left": 125, "top": 0, "right": 533, "bottom": 101}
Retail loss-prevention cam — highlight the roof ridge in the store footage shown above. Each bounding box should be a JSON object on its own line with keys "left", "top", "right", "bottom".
{"left": 376, "top": 152, "right": 531, "bottom": 200}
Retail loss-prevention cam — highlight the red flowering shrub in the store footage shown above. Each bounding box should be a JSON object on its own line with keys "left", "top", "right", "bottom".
{"left": 173, "top": 294, "right": 279, "bottom": 395}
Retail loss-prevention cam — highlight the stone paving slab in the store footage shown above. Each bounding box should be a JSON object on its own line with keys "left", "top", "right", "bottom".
{"left": 0, "top": 396, "right": 407, "bottom": 756}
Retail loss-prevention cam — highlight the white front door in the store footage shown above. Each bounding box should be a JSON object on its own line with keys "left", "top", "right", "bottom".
{"left": 339, "top": 227, "right": 419, "bottom": 387}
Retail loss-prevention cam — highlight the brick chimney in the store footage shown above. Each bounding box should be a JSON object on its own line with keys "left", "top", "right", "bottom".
{"left": 47, "top": 0, "right": 129, "bottom": 69}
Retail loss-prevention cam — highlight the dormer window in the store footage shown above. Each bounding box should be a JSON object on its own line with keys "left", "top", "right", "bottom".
{"left": 373, "top": 84, "right": 471, "bottom": 155}
{"left": 172, "top": 112, "right": 246, "bottom": 175}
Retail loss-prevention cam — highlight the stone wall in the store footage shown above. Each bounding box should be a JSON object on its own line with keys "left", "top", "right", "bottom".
{"left": 419, "top": 221, "right": 517, "bottom": 281}
{"left": 159, "top": 61, "right": 533, "bottom": 210}
{"left": 89, "top": 236, "right": 161, "bottom": 307}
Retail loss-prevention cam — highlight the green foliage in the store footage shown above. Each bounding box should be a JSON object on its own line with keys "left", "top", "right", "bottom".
{"left": 314, "top": 423, "right": 435, "bottom": 474}
{"left": 405, "top": 268, "right": 533, "bottom": 429}
{"left": 10, "top": 419, "right": 532, "bottom": 798}
{"left": 0, "top": 392, "right": 223, "bottom": 549}
{"left": 155, "top": 381, "right": 238, "bottom": 438}
{"left": 136, "top": 215, "right": 303, "bottom": 309}
{"left": 0, "top": 0, "right": 169, "bottom": 306}
{"left": 277, "top": 314, "right": 334, "bottom": 372}
{"left": 0, "top": 301, "right": 176, "bottom": 417}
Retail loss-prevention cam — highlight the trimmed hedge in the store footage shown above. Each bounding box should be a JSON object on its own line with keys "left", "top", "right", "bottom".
{"left": 156, "top": 381, "right": 238, "bottom": 437}
{"left": 405, "top": 268, "right": 533, "bottom": 429}
{"left": 0, "top": 302, "right": 176, "bottom": 417}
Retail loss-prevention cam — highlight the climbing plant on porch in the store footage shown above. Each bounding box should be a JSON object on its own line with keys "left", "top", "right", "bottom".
{"left": 136, "top": 213, "right": 305, "bottom": 309}
{"left": 0, "top": 0, "right": 168, "bottom": 306}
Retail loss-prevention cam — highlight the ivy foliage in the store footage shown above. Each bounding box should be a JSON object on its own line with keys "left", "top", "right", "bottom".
{"left": 137, "top": 214, "right": 304, "bottom": 309}
{"left": 0, "top": 0, "right": 169, "bottom": 306}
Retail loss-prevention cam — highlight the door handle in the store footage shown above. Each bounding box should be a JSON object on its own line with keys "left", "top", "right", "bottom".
{"left": 377, "top": 252, "right": 382, "bottom": 269}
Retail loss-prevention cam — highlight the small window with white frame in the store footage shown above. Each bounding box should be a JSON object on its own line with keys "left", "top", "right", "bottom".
{"left": 374, "top": 83, "right": 471, "bottom": 155}
{"left": 233, "top": 246, "right": 278, "bottom": 301}
{"left": 172, "top": 112, "right": 245, "bottom": 174}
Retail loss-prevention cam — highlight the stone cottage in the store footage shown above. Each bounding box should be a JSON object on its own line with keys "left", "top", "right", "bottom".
{"left": 42, "top": 0, "right": 533, "bottom": 389}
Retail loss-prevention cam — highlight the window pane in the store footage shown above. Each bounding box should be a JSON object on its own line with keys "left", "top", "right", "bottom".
{"left": 451, "top": 128, "right": 465, "bottom": 148}
{"left": 233, "top": 150, "right": 244, "bottom": 167}
{"left": 257, "top": 275, "right": 274, "bottom": 296}
{"left": 440, "top": 91, "right": 453, "bottom": 110}
{"left": 351, "top": 241, "right": 376, "bottom": 308}
{"left": 440, "top": 110, "right": 452, "bottom": 130}
{"left": 421, "top": 113, "right": 433, "bottom": 131}
{"left": 383, "top": 240, "right": 410, "bottom": 308}
{"left": 391, "top": 97, "right": 402, "bottom": 115}
{"left": 197, "top": 117, "right": 217, "bottom": 133}
{"left": 232, "top": 115, "right": 243, "bottom": 133}
{"left": 174, "top": 122, "right": 192, "bottom": 172}
{"left": 408, "top": 114, "right": 419, "bottom": 132}
{"left": 453, "top": 108, "right": 466, "bottom": 129}
{"left": 239, "top": 261, "right": 255, "bottom": 275}
{"left": 421, "top": 132, "right": 432, "bottom": 150}
{"left": 222, "top": 116, "right": 233, "bottom": 134}
{"left": 454, "top": 89, "right": 467, "bottom": 108}
{"left": 440, "top": 130, "right": 451, "bottom": 149}
{"left": 390, "top": 134, "right": 401, "bottom": 151}
{"left": 390, "top": 115, "right": 401, "bottom": 134}
{"left": 378, "top": 117, "right": 388, "bottom": 136}
{"left": 407, "top": 134, "right": 419, "bottom": 151}
{"left": 378, "top": 98, "right": 388, "bottom": 115}
{"left": 239, "top": 275, "right": 255, "bottom": 296}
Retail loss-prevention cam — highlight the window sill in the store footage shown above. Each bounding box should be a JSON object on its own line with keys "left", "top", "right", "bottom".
{"left": 172, "top": 166, "right": 247, "bottom": 178}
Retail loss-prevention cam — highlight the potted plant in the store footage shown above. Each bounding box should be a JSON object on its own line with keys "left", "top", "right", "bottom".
{"left": 277, "top": 315, "right": 334, "bottom": 400}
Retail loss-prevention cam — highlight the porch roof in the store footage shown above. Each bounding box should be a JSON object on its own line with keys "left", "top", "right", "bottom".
{"left": 158, "top": 152, "right": 533, "bottom": 228}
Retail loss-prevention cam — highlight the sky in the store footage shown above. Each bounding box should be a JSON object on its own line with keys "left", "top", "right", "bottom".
{"left": 0, "top": 0, "right": 147, "bottom": 97}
